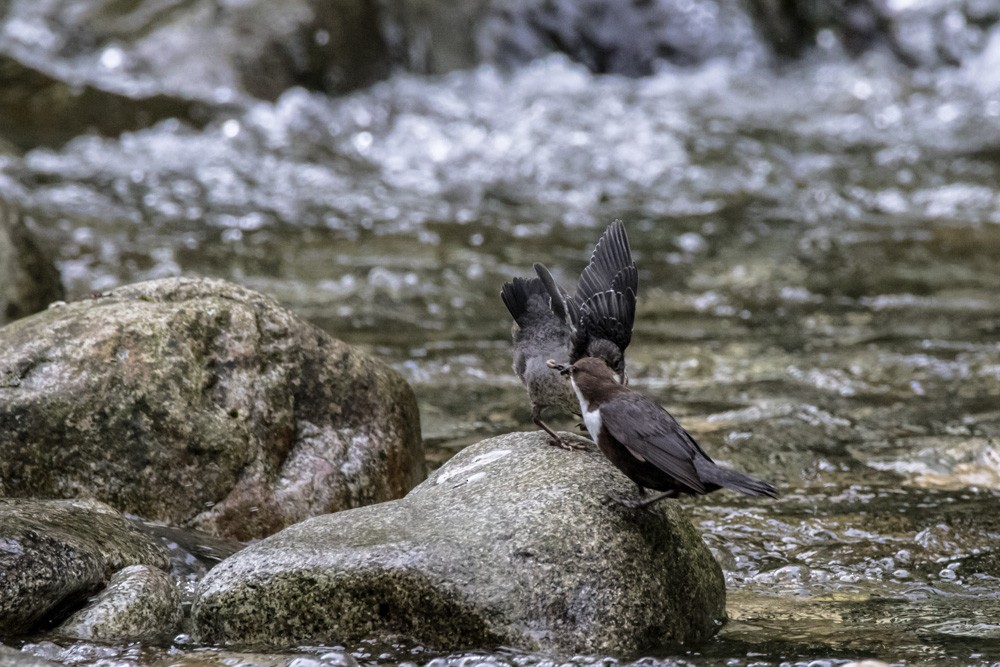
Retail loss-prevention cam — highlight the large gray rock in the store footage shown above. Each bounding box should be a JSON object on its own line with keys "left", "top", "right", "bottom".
{"left": 0, "top": 200, "right": 63, "bottom": 324}
{"left": 0, "top": 499, "right": 170, "bottom": 636}
{"left": 192, "top": 432, "right": 726, "bottom": 654}
{"left": 55, "top": 564, "right": 183, "bottom": 642}
{"left": 0, "top": 277, "right": 425, "bottom": 540}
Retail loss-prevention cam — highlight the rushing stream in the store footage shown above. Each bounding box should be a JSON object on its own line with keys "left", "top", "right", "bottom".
{"left": 4, "top": 20, "right": 1000, "bottom": 667}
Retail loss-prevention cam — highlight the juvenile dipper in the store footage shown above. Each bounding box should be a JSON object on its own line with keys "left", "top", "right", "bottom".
{"left": 548, "top": 357, "right": 778, "bottom": 506}
{"left": 501, "top": 221, "right": 637, "bottom": 449}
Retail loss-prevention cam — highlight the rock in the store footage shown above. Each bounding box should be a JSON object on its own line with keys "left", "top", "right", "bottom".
{"left": 380, "top": 0, "right": 762, "bottom": 75}
{"left": 55, "top": 564, "right": 183, "bottom": 642}
{"left": 192, "top": 431, "right": 726, "bottom": 654}
{"left": 0, "top": 50, "right": 213, "bottom": 150}
{"left": 0, "top": 0, "right": 390, "bottom": 106}
{"left": 0, "top": 646, "right": 62, "bottom": 667}
{"left": 0, "top": 277, "right": 425, "bottom": 540}
{"left": 0, "top": 200, "right": 64, "bottom": 324}
{"left": 0, "top": 498, "right": 169, "bottom": 636}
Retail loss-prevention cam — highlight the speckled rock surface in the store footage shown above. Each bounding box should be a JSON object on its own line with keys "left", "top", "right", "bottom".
{"left": 192, "top": 431, "right": 726, "bottom": 654}
{"left": 55, "top": 564, "right": 183, "bottom": 642}
{"left": 0, "top": 200, "right": 64, "bottom": 325}
{"left": 0, "top": 276, "right": 425, "bottom": 540}
{"left": 0, "top": 499, "right": 169, "bottom": 636}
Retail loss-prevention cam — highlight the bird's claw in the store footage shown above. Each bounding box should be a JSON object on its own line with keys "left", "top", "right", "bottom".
{"left": 547, "top": 436, "right": 588, "bottom": 451}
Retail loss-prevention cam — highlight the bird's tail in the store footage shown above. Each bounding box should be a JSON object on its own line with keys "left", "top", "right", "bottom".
{"left": 694, "top": 457, "right": 778, "bottom": 498}
{"left": 500, "top": 276, "right": 550, "bottom": 326}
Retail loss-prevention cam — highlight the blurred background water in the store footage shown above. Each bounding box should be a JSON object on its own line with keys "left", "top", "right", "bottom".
{"left": 3, "top": 0, "right": 1000, "bottom": 664}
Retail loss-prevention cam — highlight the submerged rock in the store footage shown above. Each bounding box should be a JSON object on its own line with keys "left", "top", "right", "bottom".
{"left": 192, "top": 431, "right": 726, "bottom": 654}
{"left": 55, "top": 564, "right": 183, "bottom": 642}
{"left": 0, "top": 499, "right": 169, "bottom": 637}
{"left": 0, "top": 200, "right": 63, "bottom": 324}
{"left": 0, "top": 646, "right": 61, "bottom": 667}
{"left": 0, "top": 277, "right": 425, "bottom": 540}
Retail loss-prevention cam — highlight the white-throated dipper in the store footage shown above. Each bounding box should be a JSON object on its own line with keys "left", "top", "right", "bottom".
{"left": 548, "top": 356, "right": 778, "bottom": 507}
{"left": 501, "top": 221, "right": 637, "bottom": 449}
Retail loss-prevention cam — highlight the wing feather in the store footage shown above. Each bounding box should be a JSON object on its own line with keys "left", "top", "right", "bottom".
{"left": 599, "top": 395, "right": 708, "bottom": 494}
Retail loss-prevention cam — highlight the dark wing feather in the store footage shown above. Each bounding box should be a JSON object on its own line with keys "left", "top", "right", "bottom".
{"left": 575, "top": 220, "right": 637, "bottom": 305}
{"left": 572, "top": 289, "right": 636, "bottom": 361}
{"left": 599, "top": 394, "right": 708, "bottom": 494}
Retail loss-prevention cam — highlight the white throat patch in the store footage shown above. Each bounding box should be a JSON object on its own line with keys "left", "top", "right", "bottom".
{"left": 571, "top": 378, "right": 602, "bottom": 442}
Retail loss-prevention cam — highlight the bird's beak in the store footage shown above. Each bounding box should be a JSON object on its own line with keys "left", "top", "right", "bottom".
{"left": 546, "top": 359, "right": 570, "bottom": 375}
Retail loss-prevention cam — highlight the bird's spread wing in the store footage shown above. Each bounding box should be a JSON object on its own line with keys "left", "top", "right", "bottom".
{"left": 575, "top": 220, "right": 637, "bottom": 304}
{"left": 575, "top": 288, "right": 635, "bottom": 355}
{"left": 599, "top": 394, "right": 707, "bottom": 494}
{"left": 570, "top": 221, "right": 638, "bottom": 364}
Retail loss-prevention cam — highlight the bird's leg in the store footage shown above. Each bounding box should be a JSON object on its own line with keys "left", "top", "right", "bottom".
{"left": 532, "top": 407, "right": 587, "bottom": 451}
{"left": 633, "top": 489, "right": 680, "bottom": 509}
{"left": 607, "top": 487, "right": 679, "bottom": 509}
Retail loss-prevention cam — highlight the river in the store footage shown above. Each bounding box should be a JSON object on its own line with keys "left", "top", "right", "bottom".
{"left": 3, "top": 23, "right": 1000, "bottom": 667}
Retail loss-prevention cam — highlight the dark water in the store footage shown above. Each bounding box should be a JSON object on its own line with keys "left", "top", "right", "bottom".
{"left": 4, "top": 40, "right": 1000, "bottom": 666}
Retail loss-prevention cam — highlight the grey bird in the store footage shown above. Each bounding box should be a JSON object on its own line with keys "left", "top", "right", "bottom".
{"left": 501, "top": 221, "right": 637, "bottom": 449}
{"left": 535, "top": 219, "right": 637, "bottom": 383}
{"left": 549, "top": 356, "right": 778, "bottom": 507}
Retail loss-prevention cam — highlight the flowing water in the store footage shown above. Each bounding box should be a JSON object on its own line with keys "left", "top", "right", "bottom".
{"left": 4, "top": 34, "right": 1000, "bottom": 666}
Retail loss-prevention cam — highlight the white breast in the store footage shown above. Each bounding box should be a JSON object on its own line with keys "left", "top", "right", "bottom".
{"left": 571, "top": 379, "right": 602, "bottom": 442}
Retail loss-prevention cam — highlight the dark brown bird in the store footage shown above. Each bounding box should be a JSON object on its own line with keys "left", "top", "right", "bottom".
{"left": 548, "top": 357, "right": 778, "bottom": 507}
{"left": 501, "top": 221, "right": 637, "bottom": 449}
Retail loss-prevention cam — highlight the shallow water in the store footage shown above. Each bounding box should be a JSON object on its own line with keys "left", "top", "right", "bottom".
{"left": 4, "top": 38, "right": 1000, "bottom": 666}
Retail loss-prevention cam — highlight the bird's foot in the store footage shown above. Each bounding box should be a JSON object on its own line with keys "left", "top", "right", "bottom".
{"left": 546, "top": 435, "right": 588, "bottom": 451}
{"left": 603, "top": 492, "right": 648, "bottom": 509}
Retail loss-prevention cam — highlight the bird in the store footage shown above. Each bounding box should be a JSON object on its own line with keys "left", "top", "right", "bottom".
{"left": 534, "top": 219, "right": 637, "bottom": 383}
{"left": 501, "top": 221, "right": 637, "bottom": 450}
{"left": 547, "top": 356, "right": 778, "bottom": 507}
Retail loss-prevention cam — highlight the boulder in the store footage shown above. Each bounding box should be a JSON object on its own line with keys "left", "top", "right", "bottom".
{"left": 0, "top": 277, "right": 425, "bottom": 540}
{"left": 192, "top": 431, "right": 726, "bottom": 654}
{"left": 0, "top": 499, "right": 169, "bottom": 636}
{"left": 55, "top": 564, "right": 183, "bottom": 642}
{"left": 0, "top": 200, "right": 64, "bottom": 324}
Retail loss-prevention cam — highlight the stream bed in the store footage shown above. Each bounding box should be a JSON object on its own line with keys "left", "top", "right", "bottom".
{"left": 3, "top": 35, "right": 1000, "bottom": 666}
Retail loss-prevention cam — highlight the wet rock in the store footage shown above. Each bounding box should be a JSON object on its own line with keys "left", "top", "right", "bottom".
{"left": 0, "top": 277, "right": 425, "bottom": 540}
{"left": 55, "top": 564, "right": 183, "bottom": 642}
{"left": 0, "top": 646, "right": 62, "bottom": 667}
{"left": 0, "top": 498, "right": 169, "bottom": 636}
{"left": 381, "top": 0, "right": 762, "bottom": 75}
{"left": 0, "top": 50, "right": 211, "bottom": 150}
{"left": 0, "top": 200, "right": 64, "bottom": 324}
{"left": 192, "top": 431, "right": 726, "bottom": 654}
{"left": 0, "top": 0, "right": 390, "bottom": 107}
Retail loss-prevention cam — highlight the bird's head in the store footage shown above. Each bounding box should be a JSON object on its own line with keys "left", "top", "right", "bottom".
{"left": 546, "top": 357, "right": 621, "bottom": 398}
